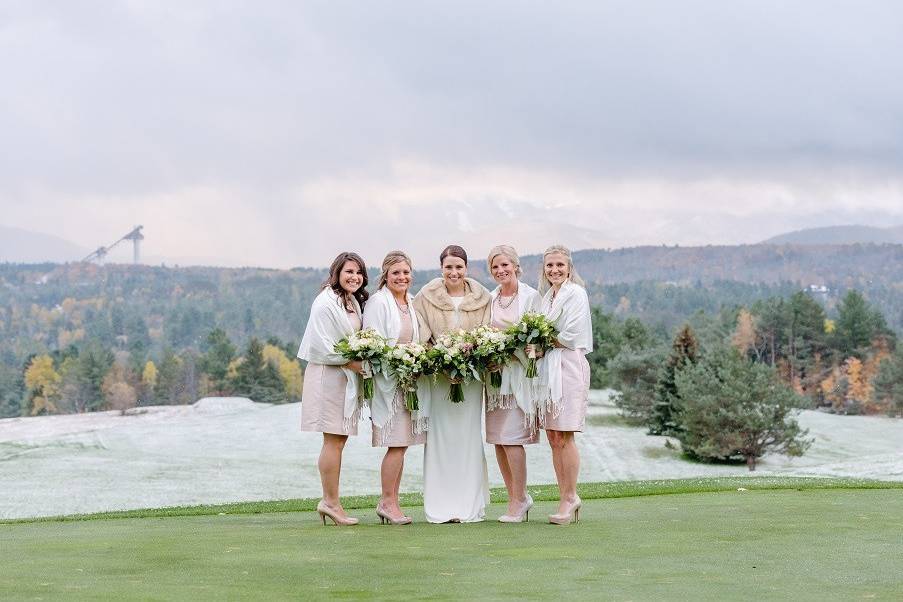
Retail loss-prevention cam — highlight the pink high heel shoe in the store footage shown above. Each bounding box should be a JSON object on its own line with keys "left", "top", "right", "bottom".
{"left": 548, "top": 496, "right": 581, "bottom": 525}
{"left": 317, "top": 500, "right": 359, "bottom": 526}
{"left": 499, "top": 494, "right": 534, "bottom": 523}
{"left": 376, "top": 503, "right": 412, "bottom": 525}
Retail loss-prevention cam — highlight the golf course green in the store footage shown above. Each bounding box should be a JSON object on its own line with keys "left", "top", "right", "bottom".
{"left": 2, "top": 478, "right": 901, "bottom": 600}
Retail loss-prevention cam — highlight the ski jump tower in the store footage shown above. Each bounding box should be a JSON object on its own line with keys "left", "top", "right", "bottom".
{"left": 82, "top": 226, "right": 144, "bottom": 264}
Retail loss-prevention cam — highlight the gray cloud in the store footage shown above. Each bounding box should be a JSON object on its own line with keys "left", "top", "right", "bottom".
{"left": 1, "top": 1, "right": 902, "bottom": 266}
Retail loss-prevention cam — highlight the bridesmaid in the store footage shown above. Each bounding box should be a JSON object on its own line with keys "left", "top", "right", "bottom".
{"left": 485, "top": 245, "right": 542, "bottom": 523}
{"left": 297, "top": 251, "right": 370, "bottom": 526}
{"left": 362, "top": 251, "right": 429, "bottom": 526}
{"left": 412, "top": 244, "right": 491, "bottom": 523}
{"left": 535, "top": 245, "right": 593, "bottom": 525}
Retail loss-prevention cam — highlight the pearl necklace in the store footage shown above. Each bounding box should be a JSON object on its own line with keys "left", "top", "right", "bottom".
{"left": 496, "top": 285, "right": 519, "bottom": 309}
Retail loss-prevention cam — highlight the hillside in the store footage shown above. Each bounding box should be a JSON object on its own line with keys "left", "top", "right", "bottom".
{"left": 3, "top": 243, "right": 902, "bottom": 418}
{"left": 761, "top": 224, "right": 903, "bottom": 245}
{"left": 0, "top": 225, "right": 90, "bottom": 263}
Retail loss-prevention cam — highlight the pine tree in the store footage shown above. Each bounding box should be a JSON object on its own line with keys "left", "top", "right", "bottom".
{"left": 231, "top": 338, "right": 286, "bottom": 403}
{"left": 201, "top": 328, "right": 236, "bottom": 394}
{"left": 674, "top": 347, "right": 811, "bottom": 470}
{"left": 834, "top": 290, "right": 882, "bottom": 358}
{"left": 873, "top": 349, "right": 903, "bottom": 417}
{"left": 649, "top": 325, "right": 699, "bottom": 436}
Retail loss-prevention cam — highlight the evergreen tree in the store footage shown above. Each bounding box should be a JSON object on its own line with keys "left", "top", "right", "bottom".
{"left": 873, "top": 349, "right": 903, "bottom": 417}
{"left": 649, "top": 324, "right": 699, "bottom": 436}
{"left": 834, "top": 290, "right": 882, "bottom": 358}
{"left": 231, "top": 338, "right": 286, "bottom": 403}
{"left": 201, "top": 328, "right": 237, "bottom": 394}
{"left": 674, "top": 347, "right": 812, "bottom": 470}
{"left": 785, "top": 291, "right": 828, "bottom": 388}
{"left": 75, "top": 345, "right": 114, "bottom": 412}
{"left": 155, "top": 348, "right": 184, "bottom": 405}
{"left": 609, "top": 345, "right": 667, "bottom": 425}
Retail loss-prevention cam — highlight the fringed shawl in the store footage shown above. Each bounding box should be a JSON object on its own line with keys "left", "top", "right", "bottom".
{"left": 486, "top": 282, "right": 542, "bottom": 432}
{"left": 297, "top": 288, "right": 363, "bottom": 431}
{"left": 362, "top": 288, "right": 431, "bottom": 443}
{"left": 536, "top": 280, "right": 593, "bottom": 424}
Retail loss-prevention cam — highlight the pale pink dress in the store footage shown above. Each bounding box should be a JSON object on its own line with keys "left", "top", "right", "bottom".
{"left": 485, "top": 294, "right": 539, "bottom": 445}
{"left": 541, "top": 348, "right": 590, "bottom": 432}
{"left": 372, "top": 308, "right": 426, "bottom": 447}
{"left": 300, "top": 310, "right": 361, "bottom": 436}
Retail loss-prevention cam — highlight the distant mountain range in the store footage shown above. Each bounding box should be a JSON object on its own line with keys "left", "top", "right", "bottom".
{"left": 5, "top": 222, "right": 903, "bottom": 266}
{"left": 0, "top": 225, "right": 90, "bottom": 263}
{"left": 762, "top": 224, "right": 903, "bottom": 245}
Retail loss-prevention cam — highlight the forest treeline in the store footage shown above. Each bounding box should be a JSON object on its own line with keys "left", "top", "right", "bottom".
{"left": 2, "top": 245, "right": 902, "bottom": 419}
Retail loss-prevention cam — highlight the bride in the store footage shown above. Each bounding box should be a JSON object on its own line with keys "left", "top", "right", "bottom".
{"left": 412, "top": 244, "right": 491, "bottom": 523}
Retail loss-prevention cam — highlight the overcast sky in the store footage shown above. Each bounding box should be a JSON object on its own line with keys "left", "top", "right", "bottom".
{"left": 2, "top": 1, "right": 902, "bottom": 268}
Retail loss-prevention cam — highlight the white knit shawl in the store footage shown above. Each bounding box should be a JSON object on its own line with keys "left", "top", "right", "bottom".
{"left": 537, "top": 280, "right": 593, "bottom": 422}
{"left": 297, "top": 287, "right": 362, "bottom": 430}
{"left": 362, "top": 288, "right": 431, "bottom": 441}
{"left": 487, "top": 282, "right": 542, "bottom": 428}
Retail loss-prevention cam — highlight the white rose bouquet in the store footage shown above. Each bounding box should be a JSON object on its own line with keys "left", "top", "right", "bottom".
{"left": 386, "top": 342, "right": 434, "bottom": 411}
{"left": 505, "top": 312, "right": 558, "bottom": 378}
{"left": 334, "top": 328, "right": 390, "bottom": 400}
{"left": 470, "top": 325, "right": 516, "bottom": 388}
{"left": 428, "top": 330, "right": 479, "bottom": 403}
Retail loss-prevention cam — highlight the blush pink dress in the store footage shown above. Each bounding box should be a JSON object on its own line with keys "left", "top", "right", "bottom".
{"left": 371, "top": 308, "right": 427, "bottom": 447}
{"left": 485, "top": 294, "right": 539, "bottom": 445}
{"left": 300, "top": 310, "right": 361, "bottom": 436}
{"left": 541, "top": 349, "right": 590, "bottom": 432}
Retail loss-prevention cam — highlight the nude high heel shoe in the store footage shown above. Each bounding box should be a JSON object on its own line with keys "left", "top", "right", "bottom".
{"left": 317, "top": 501, "right": 359, "bottom": 526}
{"left": 376, "top": 503, "right": 412, "bottom": 525}
{"left": 499, "top": 494, "right": 534, "bottom": 523}
{"left": 548, "top": 496, "right": 581, "bottom": 525}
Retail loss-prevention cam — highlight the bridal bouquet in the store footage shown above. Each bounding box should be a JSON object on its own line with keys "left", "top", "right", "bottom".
{"left": 506, "top": 312, "right": 558, "bottom": 378}
{"left": 387, "top": 342, "right": 434, "bottom": 411}
{"left": 470, "top": 325, "right": 516, "bottom": 388}
{"left": 334, "top": 328, "right": 390, "bottom": 400}
{"left": 429, "top": 330, "right": 479, "bottom": 403}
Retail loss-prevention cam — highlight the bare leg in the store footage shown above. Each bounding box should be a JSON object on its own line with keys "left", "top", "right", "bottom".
{"left": 546, "top": 430, "right": 580, "bottom": 514}
{"left": 494, "top": 445, "right": 513, "bottom": 502}
{"left": 500, "top": 445, "right": 528, "bottom": 514}
{"left": 319, "top": 433, "right": 349, "bottom": 516}
{"left": 380, "top": 447, "right": 407, "bottom": 517}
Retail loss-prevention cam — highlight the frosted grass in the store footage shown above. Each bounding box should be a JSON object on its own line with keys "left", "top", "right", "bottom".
{"left": 1, "top": 391, "right": 901, "bottom": 519}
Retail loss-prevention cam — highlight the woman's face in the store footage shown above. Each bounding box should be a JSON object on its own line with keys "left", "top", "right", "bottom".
{"left": 544, "top": 252, "right": 570, "bottom": 287}
{"left": 339, "top": 260, "right": 364, "bottom": 294}
{"left": 441, "top": 255, "right": 467, "bottom": 287}
{"left": 386, "top": 261, "right": 412, "bottom": 296}
{"left": 490, "top": 254, "right": 517, "bottom": 287}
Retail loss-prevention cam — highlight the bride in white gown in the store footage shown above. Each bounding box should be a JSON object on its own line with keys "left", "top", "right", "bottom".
{"left": 412, "top": 245, "right": 491, "bottom": 523}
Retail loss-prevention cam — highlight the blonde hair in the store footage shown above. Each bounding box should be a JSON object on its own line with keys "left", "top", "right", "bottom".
{"left": 487, "top": 245, "right": 522, "bottom": 278}
{"left": 377, "top": 250, "right": 413, "bottom": 290}
{"left": 538, "top": 244, "right": 585, "bottom": 294}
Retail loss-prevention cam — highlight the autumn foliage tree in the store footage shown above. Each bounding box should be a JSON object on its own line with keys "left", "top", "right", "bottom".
{"left": 24, "top": 355, "right": 61, "bottom": 415}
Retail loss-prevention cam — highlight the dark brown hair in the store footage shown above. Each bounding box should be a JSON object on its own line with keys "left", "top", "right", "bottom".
{"left": 439, "top": 244, "right": 468, "bottom": 266}
{"left": 322, "top": 251, "right": 369, "bottom": 309}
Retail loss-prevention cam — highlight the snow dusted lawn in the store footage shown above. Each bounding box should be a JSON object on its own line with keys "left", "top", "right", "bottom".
{"left": 1, "top": 392, "right": 901, "bottom": 519}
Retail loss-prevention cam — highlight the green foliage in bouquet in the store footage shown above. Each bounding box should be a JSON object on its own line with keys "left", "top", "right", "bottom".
{"left": 506, "top": 312, "right": 558, "bottom": 378}
{"left": 333, "top": 329, "right": 390, "bottom": 400}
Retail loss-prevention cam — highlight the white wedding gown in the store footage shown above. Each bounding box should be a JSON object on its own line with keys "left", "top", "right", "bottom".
{"left": 423, "top": 377, "right": 490, "bottom": 523}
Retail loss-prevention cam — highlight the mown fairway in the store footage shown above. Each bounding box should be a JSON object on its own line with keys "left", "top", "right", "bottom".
{"left": 2, "top": 483, "right": 902, "bottom": 600}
